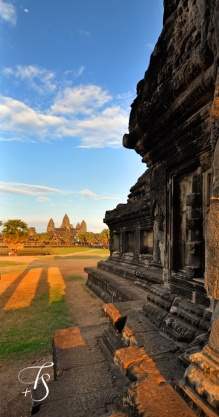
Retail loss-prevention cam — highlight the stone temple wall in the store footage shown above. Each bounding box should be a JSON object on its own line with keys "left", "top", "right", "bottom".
{"left": 99, "top": 0, "right": 219, "bottom": 412}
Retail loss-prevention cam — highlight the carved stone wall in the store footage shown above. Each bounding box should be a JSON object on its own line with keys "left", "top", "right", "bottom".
{"left": 102, "top": 1, "right": 219, "bottom": 412}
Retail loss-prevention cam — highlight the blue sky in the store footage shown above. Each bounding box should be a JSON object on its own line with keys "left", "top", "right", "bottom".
{"left": 0, "top": 0, "right": 163, "bottom": 232}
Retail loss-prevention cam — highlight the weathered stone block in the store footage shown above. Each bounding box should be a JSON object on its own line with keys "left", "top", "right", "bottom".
{"left": 186, "top": 193, "right": 202, "bottom": 207}
{"left": 186, "top": 242, "right": 201, "bottom": 256}
{"left": 162, "top": 314, "right": 198, "bottom": 343}
{"left": 184, "top": 351, "right": 219, "bottom": 411}
{"left": 142, "top": 301, "right": 168, "bottom": 328}
{"left": 185, "top": 266, "right": 196, "bottom": 279}
{"left": 205, "top": 199, "right": 219, "bottom": 299}
{"left": 186, "top": 218, "right": 202, "bottom": 231}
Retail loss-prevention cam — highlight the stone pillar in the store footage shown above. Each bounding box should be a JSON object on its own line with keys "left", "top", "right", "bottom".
{"left": 152, "top": 202, "right": 164, "bottom": 265}
{"left": 153, "top": 218, "right": 161, "bottom": 263}
{"left": 183, "top": 113, "right": 219, "bottom": 411}
{"left": 133, "top": 225, "right": 140, "bottom": 262}
{"left": 109, "top": 228, "right": 113, "bottom": 256}
{"left": 120, "top": 228, "right": 125, "bottom": 257}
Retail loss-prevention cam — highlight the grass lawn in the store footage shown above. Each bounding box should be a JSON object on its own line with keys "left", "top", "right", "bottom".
{"left": 50, "top": 247, "right": 109, "bottom": 255}
{"left": 50, "top": 247, "right": 94, "bottom": 255}
{"left": 0, "top": 246, "right": 110, "bottom": 256}
{"left": 0, "top": 262, "right": 74, "bottom": 361}
{"left": 0, "top": 249, "right": 107, "bottom": 362}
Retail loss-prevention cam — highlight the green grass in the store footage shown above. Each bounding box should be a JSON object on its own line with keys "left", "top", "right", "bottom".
{"left": 50, "top": 247, "right": 92, "bottom": 255}
{"left": 66, "top": 274, "right": 84, "bottom": 282}
{"left": 0, "top": 247, "right": 109, "bottom": 257}
{"left": 89, "top": 249, "right": 109, "bottom": 254}
{"left": 54, "top": 255, "right": 108, "bottom": 260}
{"left": 50, "top": 247, "right": 109, "bottom": 255}
{"left": 0, "top": 281, "right": 73, "bottom": 361}
{"left": 0, "top": 261, "right": 28, "bottom": 267}
{"left": 82, "top": 285, "right": 98, "bottom": 299}
{"left": 0, "top": 248, "right": 53, "bottom": 256}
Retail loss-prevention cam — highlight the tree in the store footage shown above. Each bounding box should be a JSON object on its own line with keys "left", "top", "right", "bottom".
{"left": 62, "top": 233, "right": 72, "bottom": 245}
{"left": 2, "top": 219, "right": 29, "bottom": 251}
{"left": 86, "top": 232, "right": 95, "bottom": 246}
{"left": 76, "top": 232, "right": 87, "bottom": 246}
{"left": 94, "top": 233, "right": 102, "bottom": 246}
{"left": 33, "top": 233, "right": 51, "bottom": 245}
{"left": 100, "top": 228, "right": 110, "bottom": 246}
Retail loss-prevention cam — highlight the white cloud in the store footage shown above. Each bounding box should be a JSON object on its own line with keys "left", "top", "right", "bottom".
{"left": 146, "top": 43, "right": 154, "bottom": 50}
{"left": 37, "top": 196, "right": 51, "bottom": 202}
{"left": 0, "top": 182, "right": 68, "bottom": 196}
{"left": 74, "top": 66, "right": 85, "bottom": 77}
{"left": 79, "top": 189, "right": 120, "bottom": 201}
{"left": 2, "top": 67, "right": 13, "bottom": 75}
{"left": 0, "top": 0, "right": 16, "bottom": 26}
{"left": 2, "top": 65, "right": 57, "bottom": 94}
{"left": 79, "top": 29, "right": 91, "bottom": 38}
{"left": 0, "top": 79, "right": 129, "bottom": 148}
{"left": 24, "top": 9, "right": 28, "bottom": 13}
{"left": 116, "top": 92, "right": 133, "bottom": 101}
{"left": 0, "top": 135, "right": 36, "bottom": 143}
{"left": 51, "top": 85, "right": 112, "bottom": 115}
{"left": 76, "top": 105, "right": 128, "bottom": 148}
{"left": 0, "top": 96, "right": 63, "bottom": 139}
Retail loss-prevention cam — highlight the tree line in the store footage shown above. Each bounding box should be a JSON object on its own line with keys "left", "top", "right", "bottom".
{"left": 0, "top": 219, "right": 110, "bottom": 252}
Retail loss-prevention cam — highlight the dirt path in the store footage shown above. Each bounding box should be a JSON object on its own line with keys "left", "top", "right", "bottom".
{"left": 0, "top": 255, "right": 107, "bottom": 417}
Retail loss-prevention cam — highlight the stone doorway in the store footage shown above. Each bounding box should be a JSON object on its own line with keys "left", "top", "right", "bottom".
{"left": 171, "top": 168, "right": 208, "bottom": 279}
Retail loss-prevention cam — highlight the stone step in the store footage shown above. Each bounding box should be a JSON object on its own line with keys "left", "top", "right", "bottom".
{"left": 102, "top": 302, "right": 185, "bottom": 387}
{"left": 31, "top": 325, "right": 130, "bottom": 417}
{"left": 31, "top": 304, "right": 204, "bottom": 416}
{"left": 115, "top": 346, "right": 197, "bottom": 417}
{"left": 85, "top": 266, "right": 147, "bottom": 303}
{"left": 97, "top": 259, "right": 163, "bottom": 288}
{"left": 101, "top": 325, "right": 125, "bottom": 358}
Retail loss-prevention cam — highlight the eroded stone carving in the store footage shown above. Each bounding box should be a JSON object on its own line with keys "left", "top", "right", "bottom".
{"left": 86, "top": 1, "right": 219, "bottom": 413}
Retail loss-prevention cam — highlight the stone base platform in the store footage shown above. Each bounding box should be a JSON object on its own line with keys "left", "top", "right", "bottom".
{"left": 31, "top": 300, "right": 203, "bottom": 417}
{"left": 31, "top": 323, "right": 130, "bottom": 417}
{"left": 85, "top": 265, "right": 149, "bottom": 304}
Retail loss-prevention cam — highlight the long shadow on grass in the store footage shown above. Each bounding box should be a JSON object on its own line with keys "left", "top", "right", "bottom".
{"left": 0, "top": 256, "right": 95, "bottom": 311}
{"left": 0, "top": 260, "right": 51, "bottom": 310}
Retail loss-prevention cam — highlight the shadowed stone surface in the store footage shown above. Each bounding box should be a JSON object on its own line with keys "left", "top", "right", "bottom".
{"left": 32, "top": 326, "right": 130, "bottom": 416}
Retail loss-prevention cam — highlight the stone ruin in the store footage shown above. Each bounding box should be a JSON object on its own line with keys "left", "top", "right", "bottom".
{"left": 30, "top": 2, "right": 219, "bottom": 416}
{"left": 85, "top": 0, "right": 219, "bottom": 414}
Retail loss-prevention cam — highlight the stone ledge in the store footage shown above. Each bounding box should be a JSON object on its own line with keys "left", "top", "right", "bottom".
{"left": 178, "top": 382, "right": 219, "bottom": 417}
{"left": 114, "top": 346, "right": 197, "bottom": 417}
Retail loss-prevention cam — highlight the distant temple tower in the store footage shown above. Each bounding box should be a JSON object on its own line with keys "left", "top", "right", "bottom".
{"left": 46, "top": 215, "right": 87, "bottom": 237}
{"left": 80, "top": 220, "right": 87, "bottom": 232}
{"left": 47, "top": 218, "right": 55, "bottom": 232}
{"left": 60, "top": 214, "right": 71, "bottom": 230}
{"left": 28, "top": 227, "right": 36, "bottom": 236}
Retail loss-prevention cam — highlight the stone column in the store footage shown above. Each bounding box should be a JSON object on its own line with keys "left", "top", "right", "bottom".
{"left": 109, "top": 228, "right": 113, "bottom": 256}
{"left": 133, "top": 225, "right": 140, "bottom": 262}
{"left": 183, "top": 92, "right": 219, "bottom": 411}
{"left": 120, "top": 228, "right": 125, "bottom": 258}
